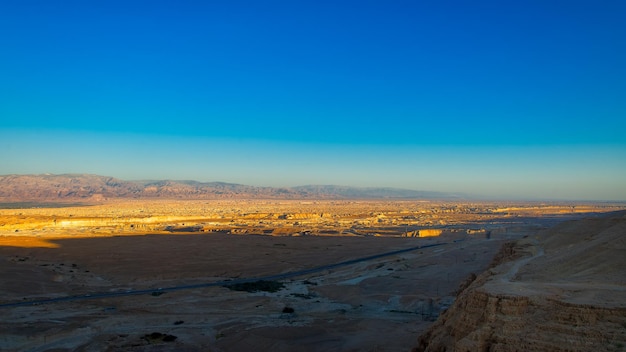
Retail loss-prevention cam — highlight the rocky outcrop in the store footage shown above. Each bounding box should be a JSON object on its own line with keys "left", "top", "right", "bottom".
{"left": 418, "top": 229, "right": 444, "bottom": 237}
{"left": 415, "top": 211, "right": 626, "bottom": 352}
{"left": 416, "top": 290, "right": 626, "bottom": 351}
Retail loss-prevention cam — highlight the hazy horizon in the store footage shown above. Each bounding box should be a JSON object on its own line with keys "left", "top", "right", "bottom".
{"left": 1, "top": 1, "right": 625, "bottom": 201}
{"left": 4, "top": 170, "right": 626, "bottom": 203}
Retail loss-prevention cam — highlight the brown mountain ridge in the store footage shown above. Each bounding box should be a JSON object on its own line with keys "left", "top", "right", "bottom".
{"left": 0, "top": 174, "right": 460, "bottom": 201}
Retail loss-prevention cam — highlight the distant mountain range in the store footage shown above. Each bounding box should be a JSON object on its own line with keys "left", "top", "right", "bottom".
{"left": 291, "top": 185, "right": 461, "bottom": 199}
{"left": 0, "top": 174, "right": 465, "bottom": 201}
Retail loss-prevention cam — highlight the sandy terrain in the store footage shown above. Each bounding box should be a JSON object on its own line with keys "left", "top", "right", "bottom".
{"left": 0, "top": 233, "right": 502, "bottom": 351}
{"left": 0, "top": 200, "right": 623, "bottom": 351}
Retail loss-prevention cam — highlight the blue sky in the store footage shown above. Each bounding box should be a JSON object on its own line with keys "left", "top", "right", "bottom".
{"left": 1, "top": 1, "right": 625, "bottom": 200}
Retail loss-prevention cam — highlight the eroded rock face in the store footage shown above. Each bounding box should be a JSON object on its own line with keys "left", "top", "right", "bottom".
{"left": 415, "top": 211, "right": 626, "bottom": 352}
{"left": 416, "top": 290, "right": 626, "bottom": 352}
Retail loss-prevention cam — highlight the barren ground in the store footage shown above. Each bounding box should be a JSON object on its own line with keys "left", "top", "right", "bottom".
{"left": 0, "top": 200, "right": 622, "bottom": 351}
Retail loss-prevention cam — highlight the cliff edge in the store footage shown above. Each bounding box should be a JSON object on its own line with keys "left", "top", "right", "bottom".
{"left": 415, "top": 211, "right": 626, "bottom": 352}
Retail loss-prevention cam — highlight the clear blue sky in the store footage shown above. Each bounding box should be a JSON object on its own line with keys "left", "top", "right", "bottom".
{"left": 1, "top": 1, "right": 625, "bottom": 200}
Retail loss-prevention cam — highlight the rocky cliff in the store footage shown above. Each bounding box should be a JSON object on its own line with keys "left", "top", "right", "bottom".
{"left": 415, "top": 211, "right": 626, "bottom": 352}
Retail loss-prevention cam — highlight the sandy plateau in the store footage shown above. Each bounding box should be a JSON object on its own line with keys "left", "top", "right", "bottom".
{"left": 0, "top": 200, "right": 624, "bottom": 351}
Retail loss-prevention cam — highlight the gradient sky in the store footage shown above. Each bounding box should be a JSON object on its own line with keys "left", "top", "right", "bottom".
{"left": 1, "top": 1, "right": 625, "bottom": 200}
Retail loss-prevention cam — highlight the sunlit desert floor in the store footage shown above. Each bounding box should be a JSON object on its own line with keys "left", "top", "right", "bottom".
{"left": 0, "top": 200, "right": 622, "bottom": 351}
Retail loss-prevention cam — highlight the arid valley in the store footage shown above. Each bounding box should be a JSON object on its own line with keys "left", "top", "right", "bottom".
{"left": 1, "top": 193, "right": 625, "bottom": 351}
{"left": 3, "top": 0, "right": 626, "bottom": 350}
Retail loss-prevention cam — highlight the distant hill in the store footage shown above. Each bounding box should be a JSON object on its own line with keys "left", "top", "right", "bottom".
{"left": 292, "top": 185, "right": 464, "bottom": 199}
{"left": 0, "top": 174, "right": 461, "bottom": 201}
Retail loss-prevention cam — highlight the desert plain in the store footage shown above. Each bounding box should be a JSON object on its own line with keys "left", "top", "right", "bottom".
{"left": 0, "top": 200, "right": 624, "bottom": 351}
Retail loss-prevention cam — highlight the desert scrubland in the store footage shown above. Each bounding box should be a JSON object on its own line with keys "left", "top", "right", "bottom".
{"left": 0, "top": 200, "right": 624, "bottom": 351}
